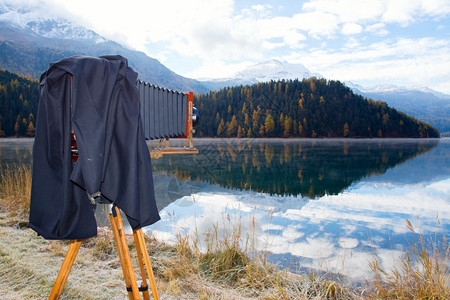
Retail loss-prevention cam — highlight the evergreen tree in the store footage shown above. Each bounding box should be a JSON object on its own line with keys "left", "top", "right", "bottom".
{"left": 194, "top": 78, "right": 439, "bottom": 138}
{"left": 0, "top": 69, "right": 39, "bottom": 137}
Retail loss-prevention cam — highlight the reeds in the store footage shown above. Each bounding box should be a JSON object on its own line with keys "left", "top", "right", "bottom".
{"left": 0, "top": 164, "right": 32, "bottom": 222}
{"left": 152, "top": 213, "right": 357, "bottom": 299}
{"left": 368, "top": 217, "right": 450, "bottom": 299}
{"left": 1, "top": 164, "right": 448, "bottom": 298}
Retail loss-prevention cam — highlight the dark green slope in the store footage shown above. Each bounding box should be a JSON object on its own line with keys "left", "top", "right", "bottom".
{"left": 0, "top": 69, "right": 39, "bottom": 137}
{"left": 195, "top": 78, "right": 439, "bottom": 138}
{"left": 0, "top": 71, "right": 439, "bottom": 138}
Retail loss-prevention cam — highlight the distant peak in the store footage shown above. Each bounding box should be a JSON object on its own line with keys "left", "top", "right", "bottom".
{"left": 235, "top": 59, "right": 321, "bottom": 83}
{"left": 345, "top": 82, "right": 450, "bottom": 101}
{"left": 0, "top": 2, "right": 105, "bottom": 42}
{"left": 256, "top": 59, "right": 284, "bottom": 66}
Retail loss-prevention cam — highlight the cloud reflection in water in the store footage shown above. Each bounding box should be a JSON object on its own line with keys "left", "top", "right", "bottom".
{"left": 147, "top": 176, "right": 449, "bottom": 281}
{"left": 147, "top": 139, "right": 449, "bottom": 282}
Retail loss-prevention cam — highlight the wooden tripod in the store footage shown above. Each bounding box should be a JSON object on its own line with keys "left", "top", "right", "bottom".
{"left": 48, "top": 205, "right": 160, "bottom": 300}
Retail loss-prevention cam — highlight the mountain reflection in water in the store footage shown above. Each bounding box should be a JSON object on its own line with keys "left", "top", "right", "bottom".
{"left": 148, "top": 138, "right": 449, "bottom": 283}
{"left": 151, "top": 138, "right": 438, "bottom": 198}
{"left": 0, "top": 138, "right": 448, "bottom": 283}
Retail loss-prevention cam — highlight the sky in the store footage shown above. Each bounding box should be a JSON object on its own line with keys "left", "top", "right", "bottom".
{"left": 7, "top": 0, "right": 450, "bottom": 94}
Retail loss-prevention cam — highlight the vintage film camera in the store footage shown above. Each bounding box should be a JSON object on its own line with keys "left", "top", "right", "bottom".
{"left": 137, "top": 80, "right": 199, "bottom": 158}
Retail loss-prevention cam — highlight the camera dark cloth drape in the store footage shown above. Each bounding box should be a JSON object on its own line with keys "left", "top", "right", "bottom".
{"left": 29, "top": 55, "right": 160, "bottom": 240}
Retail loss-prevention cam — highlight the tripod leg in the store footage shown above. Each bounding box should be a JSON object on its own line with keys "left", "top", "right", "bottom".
{"left": 134, "top": 229, "right": 160, "bottom": 300}
{"left": 49, "top": 239, "right": 83, "bottom": 300}
{"left": 110, "top": 206, "right": 140, "bottom": 300}
{"left": 110, "top": 212, "right": 135, "bottom": 299}
{"left": 133, "top": 230, "right": 150, "bottom": 300}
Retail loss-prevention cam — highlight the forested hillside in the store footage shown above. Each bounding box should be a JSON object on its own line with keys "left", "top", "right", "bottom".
{"left": 195, "top": 78, "right": 439, "bottom": 138}
{"left": 0, "top": 71, "right": 440, "bottom": 138}
{"left": 0, "top": 69, "right": 39, "bottom": 137}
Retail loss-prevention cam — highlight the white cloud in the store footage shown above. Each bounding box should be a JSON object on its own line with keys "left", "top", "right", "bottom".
{"left": 302, "top": 0, "right": 385, "bottom": 24}
{"left": 284, "top": 30, "right": 307, "bottom": 46}
{"left": 287, "top": 37, "right": 450, "bottom": 92}
{"left": 303, "top": 0, "right": 450, "bottom": 25}
{"left": 186, "top": 60, "right": 254, "bottom": 80}
{"left": 365, "top": 23, "right": 389, "bottom": 36}
{"left": 381, "top": 0, "right": 418, "bottom": 25}
{"left": 339, "top": 238, "right": 359, "bottom": 249}
{"left": 342, "top": 23, "right": 363, "bottom": 35}
{"left": 292, "top": 11, "right": 340, "bottom": 38}
{"left": 420, "top": 0, "right": 450, "bottom": 16}
{"left": 249, "top": 4, "right": 272, "bottom": 17}
{"left": 382, "top": 0, "right": 450, "bottom": 24}
{"left": 4, "top": 0, "right": 450, "bottom": 93}
{"left": 344, "top": 37, "right": 361, "bottom": 49}
{"left": 267, "top": 235, "right": 337, "bottom": 259}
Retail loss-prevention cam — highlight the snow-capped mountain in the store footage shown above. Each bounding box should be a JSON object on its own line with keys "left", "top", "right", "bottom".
{"left": 346, "top": 82, "right": 450, "bottom": 100}
{"left": 27, "top": 19, "right": 105, "bottom": 42}
{"left": 346, "top": 81, "right": 450, "bottom": 135}
{"left": 200, "top": 59, "right": 322, "bottom": 91}
{"left": 0, "top": 3, "right": 103, "bottom": 42}
{"left": 235, "top": 59, "right": 322, "bottom": 83}
{"left": 0, "top": 3, "right": 448, "bottom": 134}
{"left": 0, "top": 2, "right": 207, "bottom": 92}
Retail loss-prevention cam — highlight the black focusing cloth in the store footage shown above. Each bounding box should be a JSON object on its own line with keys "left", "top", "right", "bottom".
{"left": 29, "top": 55, "right": 160, "bottom": 240}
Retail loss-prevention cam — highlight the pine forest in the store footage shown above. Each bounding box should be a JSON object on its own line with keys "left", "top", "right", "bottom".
{"left": 195, "top": 78, "right": 439, "bottom": 138}
{"left": 0, "top": 69, "right": 39, "bottom": 137}
{"left": 0, "top": 70, "right": 440, "bottom": 138}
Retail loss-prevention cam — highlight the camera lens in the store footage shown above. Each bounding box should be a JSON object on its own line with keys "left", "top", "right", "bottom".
{"left": 192, "top": 107, "right": 199, "bottom": 127}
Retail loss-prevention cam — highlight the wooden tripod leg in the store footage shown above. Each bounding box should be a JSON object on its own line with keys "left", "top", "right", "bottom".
{"left": 49, "top": 239, "right": 83, "bottom": 300}
{"left": 134, "top": 229, "right": 160, "bottom": 300}
{"left": 110, "top": 206, "right": 140, "bottom": 300}
{"left": 110, "top": 212, "right": 135, "bottom": 299}
{"left": 133, "top": 230, "right": 150, "bottom": 300}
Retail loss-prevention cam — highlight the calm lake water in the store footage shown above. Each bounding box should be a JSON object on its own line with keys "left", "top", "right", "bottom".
{"left": 1, "top": 137, "right": 449, "bottom": 283}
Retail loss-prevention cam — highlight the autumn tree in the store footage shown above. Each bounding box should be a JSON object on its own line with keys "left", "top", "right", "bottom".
{"left": 27, "top": 121, "right": 35, "bottom": 136}
{"left": 284, "top": 117, "right": 292, "bottom": 137}
{"left": 217, "top": 119, "right": 225, "bottom": 136}
{"left": 227, "top": 115, "right": 238, "bottom": 137}
{"left": 265, "top": 113, "right": 275, "bottom": 136}
{"left": 343, "top": 122, "right": 349, "bottom": 137}
{"left": 237, "top": 125, "right": 246, "bottom": 138}
{"left": 259, "top": 125, "right": 265, "bottom": 137}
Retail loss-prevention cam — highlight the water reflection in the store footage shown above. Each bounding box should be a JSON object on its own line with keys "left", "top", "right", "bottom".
{"left": 1, "top": 137, "right": 448, "bottom": 283}
{"left": 152, "top": 138, "right": 439, "bottom": 198}
{"left": 148, "top": 138, "right": 449, "bottom": 283}
{"left": 0, "top": 138, "right": 34, "bottom": 168}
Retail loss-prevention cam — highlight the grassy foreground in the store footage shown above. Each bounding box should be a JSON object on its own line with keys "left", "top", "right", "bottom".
{"left": 1, "top": 165, "right": 449, "bottom": 299}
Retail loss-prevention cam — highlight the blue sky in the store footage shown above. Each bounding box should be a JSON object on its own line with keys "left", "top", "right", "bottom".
{"left": 9, "top": 0, "right": 450, "bottom": 93}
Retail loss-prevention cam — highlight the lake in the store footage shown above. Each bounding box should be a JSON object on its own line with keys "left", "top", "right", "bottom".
{"left": 1, "top": 137, "right": 449, "bottom": 284}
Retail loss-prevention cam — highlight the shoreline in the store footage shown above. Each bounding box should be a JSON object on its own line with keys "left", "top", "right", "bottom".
{"left": 0, "top": 136, "right": 445, "bottom": 141}
{"left": 0, "top": 211, "right": 360, "bottom": 299}
{"left": 1, "top": 161, "right": 448, "bottom": 299}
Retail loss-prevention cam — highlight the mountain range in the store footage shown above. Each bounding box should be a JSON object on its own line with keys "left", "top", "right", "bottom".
{"left": 0, "top": 3, "right": 449, "bottom": 135}
{"left": 347, "top": 83, "right": 450, "bottom": 135}
{"left": 201, "top": 59, "right": 323, "bottom": 91}
{"left": 0, "top": 3, "right": 206, "bottom": 92}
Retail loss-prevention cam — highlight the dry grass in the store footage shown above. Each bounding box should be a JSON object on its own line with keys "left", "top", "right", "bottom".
{"left": 0, "top": 216, "right": 132, "bottom": 299}
{"left": 1, "top": 164, "right": 449, "bottom": 299}
{"left": 152, "top": 216, "right": 358, "bottom": 299}
{"left": 0, "top": 164, "right": 31, "bottom": 224}
{"left": 0, "top": 163, "right": 357, "bottom": 299}
{"left": 368, "top": 217, "right": 450, "bottom": 299}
